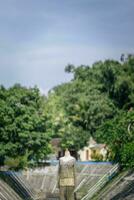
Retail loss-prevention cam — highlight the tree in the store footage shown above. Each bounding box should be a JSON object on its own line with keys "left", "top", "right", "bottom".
{"left": 0, "top": 85, "right": 51, "bottom": 169}
{"left": 48, "top": 63, "right": 117, "bottom": 151}
{"left": 95, "top": 110, "right": 134, "bottom": 167}
{"left": 1, "top": 56, "right": 134, "bottom": 169}
{"left": 48, "top": 57, "right": 134, "bottom": 168}
{"left": 46, "top": 89, "right": 89, "bottom": 151}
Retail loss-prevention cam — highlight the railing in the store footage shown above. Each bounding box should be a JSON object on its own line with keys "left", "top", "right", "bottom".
{"left": 0, "top": 179, "right": 22, "bottom": 200}
{"left": 1, "top": 171, "right": 35, "bottom": 200}
{"left": 75, "top": 163, "right": 113, "bottom": 193}
{"left": 0, "top": 163, "right": 117, "bottom": 200}
{"left": 11, "top": 172, "right": 35, "bottom": 199}
{"left": 97, "top": 170, "right": 129, "bottom": 200}
{"left": 81, "top": 163, "right": 119, "bottom": 200}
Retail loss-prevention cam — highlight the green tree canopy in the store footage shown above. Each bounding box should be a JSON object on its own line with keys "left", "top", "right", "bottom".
{"left": 1, "top": 56, "right": 134, "bottom": 169}
{"left": 0, "top": 84, "right": 51, "bottom": 169}
{"left": 47, "top": 56, "right": 134, "bottom": 168}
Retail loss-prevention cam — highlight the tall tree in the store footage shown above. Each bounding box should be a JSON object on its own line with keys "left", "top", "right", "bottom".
{"left": 0, "top": 84, "right": 51, "bottom": 169}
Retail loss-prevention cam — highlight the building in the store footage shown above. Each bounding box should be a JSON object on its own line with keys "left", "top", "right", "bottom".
{"left": 78, "top": 137, "right": 107, "bottom": 161}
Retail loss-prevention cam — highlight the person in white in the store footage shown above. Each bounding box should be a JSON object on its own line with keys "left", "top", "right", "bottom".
{"left": 58, "top": 149, "right": 76, "bottom": 200}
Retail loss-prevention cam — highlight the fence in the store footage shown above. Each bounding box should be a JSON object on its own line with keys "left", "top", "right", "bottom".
{"left": 81, "top": 163, "right": 119, "bottom": 200}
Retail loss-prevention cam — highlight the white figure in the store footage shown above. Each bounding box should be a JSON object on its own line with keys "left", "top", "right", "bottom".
{"left": 58, "top": 149, "right": 76, "bottom": 200}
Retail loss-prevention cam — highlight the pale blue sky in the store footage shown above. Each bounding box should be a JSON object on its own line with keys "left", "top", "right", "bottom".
{"left": 0, "top": 0, "right": 134, "bottom": 93}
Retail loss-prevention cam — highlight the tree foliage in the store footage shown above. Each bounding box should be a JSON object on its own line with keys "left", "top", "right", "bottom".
{"left": 0, "top": 84, "right": 51, "bottom": 169}
{"left": 47, "top": 56, "right": 134, "bottom": 168}
{"left": 1, "top": 56, "right": 134, "bottom": 169}
{"left": 95, "top": 110, "right": 134, "bottom": 168}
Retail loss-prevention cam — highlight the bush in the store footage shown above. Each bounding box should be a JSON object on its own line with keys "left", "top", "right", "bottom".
{"left": 91, "top": 150, "right": 103, "bottom": 161}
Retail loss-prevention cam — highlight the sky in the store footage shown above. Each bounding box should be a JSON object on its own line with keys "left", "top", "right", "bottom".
{"left": 0, "top": 0, "right": 134, "bottom": 94}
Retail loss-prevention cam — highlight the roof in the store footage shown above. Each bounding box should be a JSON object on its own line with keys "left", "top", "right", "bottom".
{"left": 51, "top": 138, "right": 61, "bottom": 147}
{"left": 90, "top": 144, "right": 106, "bottom": 149}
